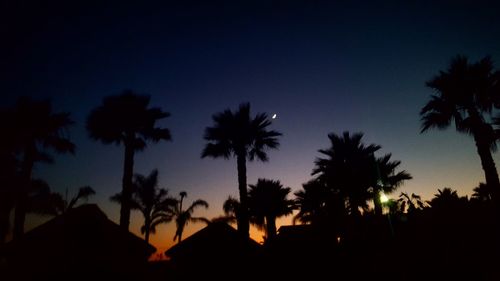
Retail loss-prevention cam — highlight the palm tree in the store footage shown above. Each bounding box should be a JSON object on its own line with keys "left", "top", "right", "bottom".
{"left": 471, "top": 183, "right": 493, "bottom": 202}
{"left": 0, "top": 143, "right": 18, "bottom": 244}
{"left": 293, "top": 179, "right": 345, "bottom": 225}
{"left": 216, "top": 196, "right": 241, "bottom": 224}
{"left": 397, "top": 192, "right": 426, "bottom": 214}
{"left": 313, "top": 131, "right": 380, "bottom": 216}
{"left": 421, "top": 56, "right": 500, "bottom": 200}
{"left": 172, "top": 191, "right": 209, "bottom": 243}
{"left": 5, "top": 98, "right": 75, "bottom": 239}
{"left": 373, "top": 154, "right": 412, "bottom": 215}
{"left": 111, "top": 170, "right": 176, "bottom": 243}
{"left": 247, "top": 179, "right": 294, "bottom": 240}
{"left": 201, "top": 103, "right": 281, "bottom": 238}
{"left": 428, "top": 187, "right": 461, "bottom": 209}
{"left": 87, "top": 91, "right": 171, "bottom": 230}
{"left": 63, "top": 186, "right": 96, "bottom": 212}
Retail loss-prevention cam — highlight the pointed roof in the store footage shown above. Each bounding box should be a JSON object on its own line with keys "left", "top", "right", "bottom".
{"left": 165, "top": 222, "right": 261, "bottom": 261}
{"left": 2, "top": 204, "right": 155, "bottom": 277}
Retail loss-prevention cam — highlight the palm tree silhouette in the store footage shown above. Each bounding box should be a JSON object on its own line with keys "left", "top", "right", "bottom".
{"left": 87, "top": 91, "right": 171, "bottom": 230}
{"left": 247, "top": 179, "right": 294, "bottom": 240}
{"left": 6, "top": 98, "right": 75, "bottom": 238}
{"left": 216, "top": 196, "right": 241, "bottom": 224}
{"left": 201, "top": 103, "right": 281, "bottom": 238}
{"left": 111, "top": 170, "right": 176, "bottom": 243}
{"left": 397, "top": 192, "right": 426, "bottom": 214}
{"left": 471, "top": 183, "right": 493, "bottom": 202}
{"left": 172, "top": 191, "right": 209, "bottom": 243}
{"left": 313, "top": 131, "right": 380, "bottom": 216}
{"left": 52, "top": 186, "right": 96, "bottom": 214}
{"left": 373, "top": 154, "right": 412, "bottom": 215}
{"left": 421, "top": 56, "right": 500, "bottom": 198}
{"left": 0, "top": 142, "right": 18, "bottom": 244}
{"left": 428, "top": 187, "right": 460, "bottom": 209}
{"left": 293, "top": 179, "right": 343, "bottom": 225}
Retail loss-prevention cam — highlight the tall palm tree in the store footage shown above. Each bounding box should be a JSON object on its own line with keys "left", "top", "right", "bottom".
{"left": 87, "top": 91, "right": 171, "bottom": 230}
{"left": 172, "top": 191, "right": 209, "bottom": 243}
{"left": 201, "top": 103, "right": 281, "bottom": 238}
{"left": 313, "top": 131, "right": 380, "bottom": 216}
{"left": 111, "top": 170, "right": 176, "bottom": 243}
{"left": 421, "top": 56, "right": 500, "bottom": 200}
{"left": 247, "top": 179, "right": 294, "bottom": 240}
{"left": 5, "top": 98, "right": 75, "bottom": 239}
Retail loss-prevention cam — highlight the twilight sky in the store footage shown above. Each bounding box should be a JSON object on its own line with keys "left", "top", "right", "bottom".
{"left": 3, "top": 0, "right": 500, "bottom": 252}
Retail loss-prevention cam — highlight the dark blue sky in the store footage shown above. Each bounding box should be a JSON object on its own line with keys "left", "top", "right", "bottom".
{"left": 3, "top": 0, "right": 500, "bottom": 249}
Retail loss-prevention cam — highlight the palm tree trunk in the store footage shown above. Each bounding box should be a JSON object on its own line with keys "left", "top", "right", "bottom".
{"left": 236, "top": 153, "right": 250, "bottom": 238}
{"left": 0, "top": 207, "right": 11, "bottom": 244}
{"left": 144, "top": 215, "right": 151, "bottom": 243}
{"left": 266, "top": 215, "right": 277, "bottom": 240}
{"left": 13, "top": 146, "right": 34, "bottom": 239}
{"left": 120, "top": 141, "right": 134, "bottom": 230}
{"left": 473, "top": 133, "right": 500, "bottom": 200}
{"left": 373, "top": 193, "right": 382, "bottom": 216}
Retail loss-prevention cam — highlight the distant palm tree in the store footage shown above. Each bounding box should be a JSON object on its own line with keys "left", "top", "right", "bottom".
{"left": 201, "top": 103, "right": 281, "bottom": 238}
{"left": 111, "top": 170, "right": 176, "bottom": 243}
{"left": 6, "top": 98, "right": 75, "bottom": 239}
{"left": 247, "top": 179, "right": 294, "bottom": 240}
{"left": 217, "top": 196, "right": 241, "bottom": 224}
{"left": 428, "top": 187, "right": 460, "bottom": 209}
{"left": 87, "top": 91, "right": 171, "bottom": 230}
{"left": 55, "top": 186, "right": 96, "bottom": 214}
{"left": 172, "top": 192, "right": 209, "bottom": 243}
{"left": 397, "top": 192, "right": 426, "bottom": 214}
{"left": 421, "top": 56, "right": 500, "bottom": 199}
{"left": 313, "top": 131, "right": 380, "bottom": 216}
{"left": 471, "top": 183, "right": 493, "bottom": 202}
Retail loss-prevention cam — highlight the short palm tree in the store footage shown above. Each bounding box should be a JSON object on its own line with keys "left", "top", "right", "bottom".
{"left": 428, "top": 187, "right": 460, "bottom": 209}
{"left": 216, "top": 196, "right": 241, "bottom": 224}
{"left": 172, "top": 191, "right": 209, "bottom": 243}
{"left": 202, "top": 103, "right": 281, "bottom": 238}
{"left": 87, "top": 91, "right": 171, "bottom": 230}
{"left": 313, "top": 131, "right": 380, "bottom": 216}
{"left": 293, "top": 179, "right": 341, "bottom": 225}
{"left": 421, "top": 56, "right": 500, "bottom": 199}
{"left": 112, "top": 170, "right": 176, "bottom": 243}
{"left": 5, "top": 98, "right": 75, "bottom": 238}
{"left": 471, "top": 183, "right": 493, "bottom": 202}
{"left": 373, "top": 154, "right": 412, "bottom": 215}
{"left": 247, "top": 179, "right": 294, "bottom": 240}
{"left": 55, "top": 186, "right": 96, "bottom": 214}
{"left": 398, "top": 192, "right": 426, "bottom": 214}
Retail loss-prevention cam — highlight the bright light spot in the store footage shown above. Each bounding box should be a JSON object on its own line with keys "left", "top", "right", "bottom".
{"left": 272, "top": 113, "right": 277, "bottom": 119}
{"left": 336, "top": 236, "right": 341, "bottom": 243}
{"left": 380, "top": 192, "right": 389, "bottom": 203}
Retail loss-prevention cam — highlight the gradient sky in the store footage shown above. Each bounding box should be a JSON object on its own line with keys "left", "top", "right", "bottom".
{"left": 3, "top": 0, "right": 500, "bottom": 253}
